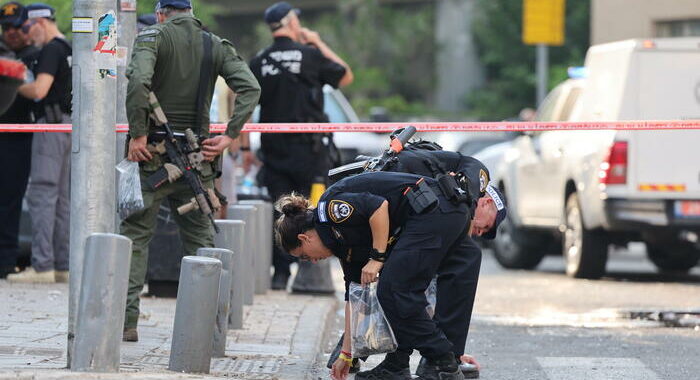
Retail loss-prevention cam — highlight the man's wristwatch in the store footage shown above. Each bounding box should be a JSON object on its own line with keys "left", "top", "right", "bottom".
{"left": 369, "top": 248, "right": 387, "bottom": 263}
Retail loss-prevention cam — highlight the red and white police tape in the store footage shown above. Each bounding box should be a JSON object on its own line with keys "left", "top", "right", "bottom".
{"left": 1, "top": 120, "right": 700, "bottom": 133}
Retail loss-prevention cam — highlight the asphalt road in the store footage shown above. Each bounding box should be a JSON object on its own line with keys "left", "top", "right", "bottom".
{"left": 318, "top": 244, "right": 700, "bottom": 380}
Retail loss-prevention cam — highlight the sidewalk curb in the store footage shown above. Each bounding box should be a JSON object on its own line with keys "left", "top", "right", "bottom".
{"left": 284, "top": 294, "right": 338, "bottom": 380}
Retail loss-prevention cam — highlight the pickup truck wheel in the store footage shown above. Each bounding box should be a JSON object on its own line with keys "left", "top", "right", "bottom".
{"left": 645, "top": 242, "right": 700, "bottom": 273}
{"left": 563, "top": 193, "right": 608, "bottom": 279}
{"left": 492, "top": 211, "right": 547, "bottom": 269}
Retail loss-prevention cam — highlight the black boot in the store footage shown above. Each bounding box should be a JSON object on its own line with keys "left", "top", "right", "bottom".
{"left": 355, "top": 352, "right": 412, "bottom": 380}
{"left": 271, "top": 271, "right": 289, "bottom": 290}
{"left": 415, "top": 353, "right": 465, "bottom": 380}
{"left": 417, "top": 356, "right": 480, "bottom": 379}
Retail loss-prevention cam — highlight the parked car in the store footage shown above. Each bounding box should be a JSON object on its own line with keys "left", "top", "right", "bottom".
{"left": 491, "top": 38, "right": 700, "bottom": 279}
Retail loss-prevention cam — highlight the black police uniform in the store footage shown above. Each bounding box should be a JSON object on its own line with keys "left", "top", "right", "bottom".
{"left": 249, "top": 36, "right": 346, "bottom": 278}
{"left": 0, "top": 43, "right": 39, "bottom": 277}
{"left": 384, "top": 149, "right": 491, "bottom": 358}
{"left": 315, "top": 171, "right": 474, "bottom": 359}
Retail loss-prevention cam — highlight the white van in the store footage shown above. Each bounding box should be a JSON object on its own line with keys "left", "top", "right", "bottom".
{"left": 493, "top": 38, "right": 700, "bottom": 278}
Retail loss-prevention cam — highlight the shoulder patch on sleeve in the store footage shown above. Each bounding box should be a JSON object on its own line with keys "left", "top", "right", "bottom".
{"left": 137, "top": 28, "right": 159, "bottom": 37}
{"left": 328, "top": 200, "right": 354, "bottom": 223}
{"left": 317, "top": 201, "right": 328, "bottom": 223}
{"left": 479, "top": 169, "right": 490, "bottom": 193}
{"left": 136, "top": 36, "right": 156, "bottom": 43}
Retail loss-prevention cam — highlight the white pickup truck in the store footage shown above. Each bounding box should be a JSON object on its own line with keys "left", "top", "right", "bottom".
{"left": 492, "top": 38, "right": 700, "bottom": 279}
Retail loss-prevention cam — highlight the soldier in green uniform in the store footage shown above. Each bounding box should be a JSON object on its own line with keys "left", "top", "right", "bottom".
{"left": 121, "top": 0, "right": 260, "bottom": 342}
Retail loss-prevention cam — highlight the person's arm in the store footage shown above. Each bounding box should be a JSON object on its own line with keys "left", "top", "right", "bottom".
{"left": 125, "top": 29, "right": 160, "bottom": 161}
{"left": 300, "top": 28, "right": 353, "bottom": 87}
{"left": 202, "top": 40, "right": 261, "bottom": 159}
{"left": 361, "top": 200, "right": 389, "bottom": 285}
{"left": 18, "top": 73, "right": 54, "bottom": 100}
{"left": 331, "top": 302, "right": 353, "bottom": 380}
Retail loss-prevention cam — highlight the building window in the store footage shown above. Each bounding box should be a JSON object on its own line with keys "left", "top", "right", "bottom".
{"left": 656, "top": 19, "right": 700, "bottom": 37}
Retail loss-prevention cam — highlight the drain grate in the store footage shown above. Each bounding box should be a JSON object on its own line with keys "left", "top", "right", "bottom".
{"left": 624, "top": 311, "right": 700, "bottom": 328}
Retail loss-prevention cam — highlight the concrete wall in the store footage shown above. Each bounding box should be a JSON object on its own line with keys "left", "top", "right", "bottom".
{"left": 592, "top": 0, "right": 700, "bottom": 44}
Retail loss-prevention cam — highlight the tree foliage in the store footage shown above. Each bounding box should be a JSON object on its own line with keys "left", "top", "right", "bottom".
{"left": 250, "top": 0, "right": 437, "bottom": 118}
{"left": 468, "top": 0, "right": 590, "bottom": 120}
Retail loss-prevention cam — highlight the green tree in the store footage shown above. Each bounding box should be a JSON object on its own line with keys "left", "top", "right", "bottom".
{"left": 249, "top": 0, "right": 437, "bottom": 119}
{"left": 468, "top": 0, "right": 590, "bottom": 120}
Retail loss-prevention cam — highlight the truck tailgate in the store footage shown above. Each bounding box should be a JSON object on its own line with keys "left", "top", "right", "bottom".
{"left": 633, "top": 130, "right": 700, "bottom": 197}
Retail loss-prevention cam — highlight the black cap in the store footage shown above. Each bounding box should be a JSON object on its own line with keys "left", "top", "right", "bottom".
{"left": 264, "top": 2, "right": 300, "bottom": 24}
{"left": 482, "top": 185, "right": 507, "bottom": 240}
{"left": 155, "top": 0, "right": 192, "bottom": 10}
{"left": 0, "top": 2, "right": 27, "bottom": 27}
{"left": 26, "top": 3, "right": 55, "bottom": 20}
{"left": 137, "top": 13, "right": 157, "bottom": 28}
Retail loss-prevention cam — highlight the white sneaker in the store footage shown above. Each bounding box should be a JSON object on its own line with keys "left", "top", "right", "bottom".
{"left": 7, "top": 268, "right": 56, "bottom": 283}
{"left": 55, "top": 270, "right": 69, "bottom": 283}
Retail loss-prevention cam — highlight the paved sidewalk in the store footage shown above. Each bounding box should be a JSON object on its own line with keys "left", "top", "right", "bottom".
{"left": 0, "top": 281, "right": 336, "bottom": 379}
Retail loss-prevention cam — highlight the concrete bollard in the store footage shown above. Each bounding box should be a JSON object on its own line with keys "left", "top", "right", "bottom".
{"left": 196, "top": 248, "right": 233, "bottom": 358}
{"left": 214, "top": 220, "right": 245, "bottom": 329}
{"left": 227, "top": 205, "right": 257, "bottom": 305}
{"left": 71, "top": 233, "right": 132, "bottom": 372}
{"left": 239, "top": 200, "right": 273, "bottom": 293}
{"left": 291, "top": 259, "right": 336, "bottom": 294}
{"left": 168, "top": 256, "right": 221, "bottom": 374}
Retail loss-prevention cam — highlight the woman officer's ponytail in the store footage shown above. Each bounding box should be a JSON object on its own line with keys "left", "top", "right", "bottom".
{"left": 274, "top": 193, "right": 315, "bottom": 251}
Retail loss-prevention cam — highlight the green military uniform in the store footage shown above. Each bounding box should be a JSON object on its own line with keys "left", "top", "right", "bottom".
{"left": 122, "top": 13, "right": 260, "bottom": 329}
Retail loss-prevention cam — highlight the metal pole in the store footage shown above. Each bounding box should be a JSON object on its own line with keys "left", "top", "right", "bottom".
{"left": 196, "top": 247, "right": 234, "bottom": 358}
{"left": 115, "top": 0, "right": 137, "bottom": 202}
{"left": 239, "top": 200, "right": 272, "bottom": 293}
{"left": 536, "top": 43, "right": 548, "bottom": 107}
{"left": 169, "top": 256, "right": 221, "bottom": 374}
{"left": 213, "top": 220, "right": 246, "bottom": 329}
{"left": 69, "top": 0, "right": 118, "bottom": 364}
{"left": 71, "top": 233, "right": 132, "bottom": 372}
{"left": 227, "top": 205, "right": 257, "bottom": 305}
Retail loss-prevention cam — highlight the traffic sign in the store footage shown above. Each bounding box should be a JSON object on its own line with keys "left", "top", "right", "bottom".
{"left": 522, "top": 0, "right": 565, "bottom": 46}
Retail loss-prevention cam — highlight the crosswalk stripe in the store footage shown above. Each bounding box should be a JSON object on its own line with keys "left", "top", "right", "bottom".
{"left": 537, "top": 357, "right": 660, "bottom": 380}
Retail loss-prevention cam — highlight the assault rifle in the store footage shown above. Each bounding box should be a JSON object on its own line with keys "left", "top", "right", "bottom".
{"left": 144, "top": 92, "right": 225, "bottom": 233}
{"left": 328, "top": 125, "right": 417, "bottom": 182}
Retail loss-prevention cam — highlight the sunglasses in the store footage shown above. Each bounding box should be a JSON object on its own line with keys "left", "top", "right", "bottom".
{"left": 21, "top": 19, "right": 37, "bottom": 34}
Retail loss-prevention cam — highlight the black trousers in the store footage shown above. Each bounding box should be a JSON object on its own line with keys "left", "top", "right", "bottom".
{"left": 0, "top": 133, "right": 33, "bottom": 270}
{"left": 377, "top": 206, "right": 475, "bottom": 359}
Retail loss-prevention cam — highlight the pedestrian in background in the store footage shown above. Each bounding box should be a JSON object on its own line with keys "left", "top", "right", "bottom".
{"left": 8, "top": 3, "right": 71, "bottom": 284}
{"left": 0, "top": 1, "right": 39, "bottom": 279}
{"left": 248, "top": 1, "right": 353, "bottom": 290}
{"left": 121, "top": 0, "right": 259, "bottom": 342}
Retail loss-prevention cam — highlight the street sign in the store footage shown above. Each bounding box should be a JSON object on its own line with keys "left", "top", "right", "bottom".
{"left": 522, "top": 0, "right": 565, "bottom": 46}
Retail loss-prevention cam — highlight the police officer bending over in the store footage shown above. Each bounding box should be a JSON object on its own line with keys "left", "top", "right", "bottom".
{"left": 275, "top": 171, "right": 504, "bottom": 380}
{"left": 249, "top": 1, "right": 353, "bottom": 290}
{"left": 121, "top": 0, "right": 260, "bottom": 342}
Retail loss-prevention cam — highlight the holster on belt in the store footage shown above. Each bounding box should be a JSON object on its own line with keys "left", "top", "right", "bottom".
{"left": 436, "top": 173, "right": 472, "bottom": 206}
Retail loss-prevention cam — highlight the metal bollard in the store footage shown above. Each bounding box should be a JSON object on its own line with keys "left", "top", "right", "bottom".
{"left": 227, "top": 205, "right": 257, "bottom": 305}
{"left": 197, "top": 248, "right": 233, "bottom": 358}
{"left": 168, "top": 256, "right": 221, "bottom": 374}
{"left": 214, "top": 220, "right": 245, "bottom": 329}
{"left": 239, "top": 200, "right": 273, "bottom": 293}
{"left": 71, "top": 233, "right": 132, "bottom": 372}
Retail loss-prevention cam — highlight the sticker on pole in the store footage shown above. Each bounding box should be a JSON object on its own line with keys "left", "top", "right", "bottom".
{"left": 93, "top": 11, "right": 117, "bottom": 55}
{"left": 120, "top": 0, "right": 136, "bottom": 11}
{"left": 72, "top": 18, "right": 93, "bottom": 33}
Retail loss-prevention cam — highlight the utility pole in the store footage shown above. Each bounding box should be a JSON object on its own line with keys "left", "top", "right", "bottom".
{"left": 68, "top": 0, "right": 118, "bottom": 364}
{"left": 536, "top": 43, "right": 548, "bottom": 106}
{"left": 116, "top": 0, "right": 137, "bottom": 228}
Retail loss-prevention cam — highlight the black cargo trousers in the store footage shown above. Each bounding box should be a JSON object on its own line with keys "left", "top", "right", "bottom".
{"left": 377, "top": 197, "right": 478, "bottom": 360}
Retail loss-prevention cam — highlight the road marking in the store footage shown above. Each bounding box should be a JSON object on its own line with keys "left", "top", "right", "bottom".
{"left": 537, "top": 357, "right": 660, "bottom": 380}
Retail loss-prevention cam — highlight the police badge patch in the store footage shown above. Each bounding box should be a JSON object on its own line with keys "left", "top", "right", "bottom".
{"left": 479, "top": 169, "right": 490, "bottom": 193}
{"left": 328, "top": 200, "right": 354, "bottom": 223}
